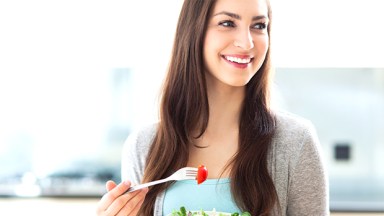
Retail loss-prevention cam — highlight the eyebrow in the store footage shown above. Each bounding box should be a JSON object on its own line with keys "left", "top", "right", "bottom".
{"left": 213, "top": 11, "right": 267, "bottom": 21}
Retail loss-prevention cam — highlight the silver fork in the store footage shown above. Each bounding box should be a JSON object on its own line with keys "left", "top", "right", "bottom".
{"left": 126, "top": 167, "right": 198, "bottom": 193}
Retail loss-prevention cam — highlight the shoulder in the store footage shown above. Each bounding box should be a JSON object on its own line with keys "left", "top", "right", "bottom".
{"left": 274, "top": 110, "right": 316, "bottom": 138}
{"left": 271, "top": 110, "right": 321, "bottom": 167}
{"left": 124, "top": 123, "right": 158, "bottom": 152}
{"left": 270, "top": 111, "right": 329, "bottom": 214}
{"left": 121, "top": 122, "right": 158, "bottom": 182}
{"left": 273, "top": 110, "right": 318, "bottom": 150}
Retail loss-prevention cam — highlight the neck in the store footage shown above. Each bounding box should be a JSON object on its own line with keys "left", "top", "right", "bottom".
{"left": 189, "top": 82, "right": 243, "bottom": 176}
{"left": 206, "top": 83, "right": 245, "bottom": 134}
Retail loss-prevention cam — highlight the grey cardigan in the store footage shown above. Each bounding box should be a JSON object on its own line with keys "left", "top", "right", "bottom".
{"left": 121, "top": 111, "right": 330, "bottom": 216}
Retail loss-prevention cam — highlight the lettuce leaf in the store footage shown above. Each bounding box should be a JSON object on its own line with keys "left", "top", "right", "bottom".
{"left": 170, "top": 206, "right": 251, "bottom": 216}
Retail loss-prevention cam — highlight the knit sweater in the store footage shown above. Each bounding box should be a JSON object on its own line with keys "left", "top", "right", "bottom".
{"left": 121, "top": 111, "right": 330, "bottom": 216}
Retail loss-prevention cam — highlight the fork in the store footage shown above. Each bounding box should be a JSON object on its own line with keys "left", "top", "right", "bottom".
{"left": 126, "top": 167, "right": 198, "bottom": 193}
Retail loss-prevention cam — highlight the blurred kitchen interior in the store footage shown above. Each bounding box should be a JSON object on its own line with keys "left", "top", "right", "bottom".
{"left": 0, "top": 0, "right": 383, "bottom": 215}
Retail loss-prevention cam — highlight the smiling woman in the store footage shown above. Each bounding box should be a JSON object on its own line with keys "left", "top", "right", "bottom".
{"left": 2, "top": 0, "right": 383, "bottom": 215}
{"left": 203, "top": 0, "right": 270, "bottom": 87}
{"left": 96, "top": 0, "right": 329, "bottom": 216}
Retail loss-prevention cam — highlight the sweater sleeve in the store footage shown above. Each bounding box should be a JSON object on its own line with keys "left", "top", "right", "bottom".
{"left": 286, "top": 123, "right": 330, "bottom": 215}
{"left": 121, "top": 124, "right": 156, "bottom": 184}
{"left": 120, "top": 124, "right": 165, "bottom": 215}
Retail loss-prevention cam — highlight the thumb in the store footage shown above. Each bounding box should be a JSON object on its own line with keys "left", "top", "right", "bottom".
{"left": 105, "top": 180, "right": 117, "bottom": 192}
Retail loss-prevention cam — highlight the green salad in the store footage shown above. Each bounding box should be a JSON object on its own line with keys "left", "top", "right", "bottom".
{"left": 170, "top": 206, "right": 251, "bottom": 216}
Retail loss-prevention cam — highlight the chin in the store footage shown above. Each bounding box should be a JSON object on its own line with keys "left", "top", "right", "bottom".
{"left": 225, "top": 80, "right": 251, "bottom": 87}
{"left": 231, "top": 76, "right": 254, "bottom": 86}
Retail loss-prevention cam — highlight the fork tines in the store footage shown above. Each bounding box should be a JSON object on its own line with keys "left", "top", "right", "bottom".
{"left": 186, "top": 170, "right": 197, "bottom": 177}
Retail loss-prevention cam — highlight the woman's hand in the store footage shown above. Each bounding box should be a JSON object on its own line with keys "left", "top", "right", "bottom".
{"left": 96, "top": 180, "right": 148, "bottom": 216}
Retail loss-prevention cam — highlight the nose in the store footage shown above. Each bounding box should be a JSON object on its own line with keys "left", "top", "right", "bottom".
{"left": 233, "top": 29, "right": 254, "bottom": 50}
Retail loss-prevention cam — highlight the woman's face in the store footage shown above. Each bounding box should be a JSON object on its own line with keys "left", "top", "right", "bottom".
{"left": 203, "top": 0, "right": 269, "bottom": 88}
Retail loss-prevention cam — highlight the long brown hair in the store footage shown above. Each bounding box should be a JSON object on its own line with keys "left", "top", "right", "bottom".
{"left": 139, "top": 0, "right": 279, "bottom": 215}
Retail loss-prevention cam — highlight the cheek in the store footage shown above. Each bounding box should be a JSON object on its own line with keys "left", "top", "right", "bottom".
{"left": 204, "top": 31, "right": 229, "bottom": 58}
{"left": 255, "top": 37, "right": 269, "bottom": 69}
{"left": 257, "top": 36, "right": 269, "bottom": 54}
{"left": 203, "top": 34, "right": 214, "bottom": 61}
{"left": 203, "top": 42, "right": 221, "bottom": 69}
{"left": 264, "top": 39, "right": 269, "bottom": 52}
{"left": 252, "top": 36, "right": 269, "bottom": 68}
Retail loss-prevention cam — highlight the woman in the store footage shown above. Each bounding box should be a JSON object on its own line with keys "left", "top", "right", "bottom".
{"left": 97, "top": 0, "right": 329, "bottom": 215}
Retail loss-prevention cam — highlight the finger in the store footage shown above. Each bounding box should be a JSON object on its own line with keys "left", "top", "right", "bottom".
{"left": 116, "top": 187, "right": 148, "bottom": 216}
{"left": 97, "top": 180, "right": 132, "bottom": 212}
{"left": 106, "top": 180, "right": 117, "bottom": 192}
{"left": 127, "top": 188, "right": 148, "bottom": 216}
{"left": 104, "top": 189, "right": 142, "bottom": 216}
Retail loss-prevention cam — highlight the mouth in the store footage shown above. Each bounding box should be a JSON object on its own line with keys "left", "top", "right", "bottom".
{"left": 221, "top": 55, "right": 254, "bottom": 68}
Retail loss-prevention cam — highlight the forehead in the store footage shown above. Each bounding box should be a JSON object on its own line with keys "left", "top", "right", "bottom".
{"left": 212, "top": 0, "right": 269, "bottom": 17}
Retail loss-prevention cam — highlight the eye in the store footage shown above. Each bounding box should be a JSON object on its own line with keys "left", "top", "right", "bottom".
{"left": 218, "top": 20, "right": 236, "bottom": 28}
{"left": 252, "top": 22, "right": 267, "bottom": 30}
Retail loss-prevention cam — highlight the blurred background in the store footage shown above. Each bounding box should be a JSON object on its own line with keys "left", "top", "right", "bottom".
{"left": 0, "top": 0, "right": 383, "bottom": 215}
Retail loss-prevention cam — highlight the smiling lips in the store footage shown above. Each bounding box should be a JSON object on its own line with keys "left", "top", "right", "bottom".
{"left": 222, "top": 55, "right": 254, "bottom": 69}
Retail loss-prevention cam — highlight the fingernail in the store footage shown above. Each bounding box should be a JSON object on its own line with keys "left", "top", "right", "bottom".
{"left": 123, "top": 180, "right": 131, "bottom": 186}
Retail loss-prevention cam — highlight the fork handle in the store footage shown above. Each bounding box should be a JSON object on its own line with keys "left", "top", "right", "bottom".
{"left": 126, "top": 178, "right": 170, "bottom": 193}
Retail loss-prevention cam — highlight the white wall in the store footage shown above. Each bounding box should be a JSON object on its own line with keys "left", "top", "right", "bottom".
{"left": 272, "top": 0, "right": 384, "bottom": 68}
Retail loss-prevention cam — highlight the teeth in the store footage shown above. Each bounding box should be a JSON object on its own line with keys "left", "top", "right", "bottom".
{"left": 224, "top": 56, "right": 251, "bottom": 64}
